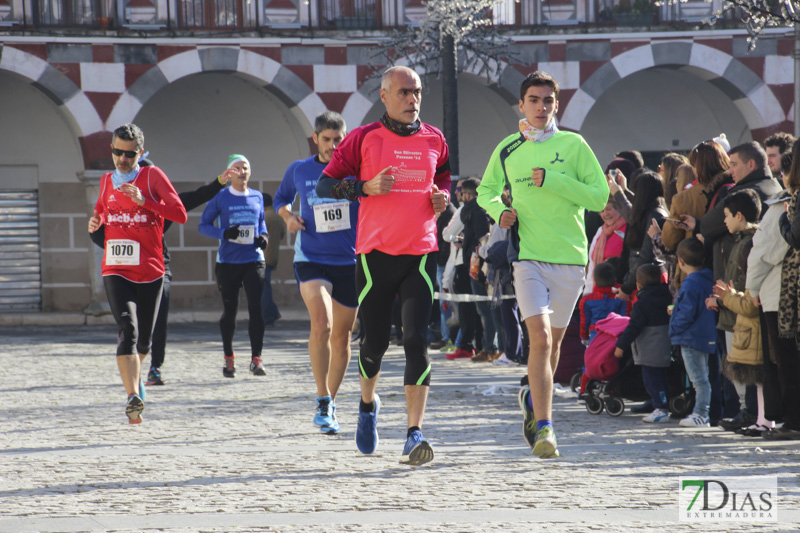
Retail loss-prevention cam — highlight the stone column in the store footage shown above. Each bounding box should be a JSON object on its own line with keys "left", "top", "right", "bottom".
{"left": 794, "top": 25, "right": 800, "bottom": 138}
{"left": 78, "top": 169, "right": 110, "bottom": 316}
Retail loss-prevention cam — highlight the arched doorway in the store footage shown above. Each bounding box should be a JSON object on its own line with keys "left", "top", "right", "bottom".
{"left": 0, "top": 70, "right": 86, "bottom": 311}
{"left": 132, "top": 71, "right": 311, "bottom": 310}
{"left": 580, "top": 66, "right": 752, "bottom": 168}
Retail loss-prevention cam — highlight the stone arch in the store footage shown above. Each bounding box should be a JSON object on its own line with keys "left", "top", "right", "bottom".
{"left": 559, "top": 41, "right": 785, "bottom": 133}
{"left": 107, "top": 47, "right": 322, "bottom": 136}
{"left": 0, "top": 46, "right": 104, "bottom": 139}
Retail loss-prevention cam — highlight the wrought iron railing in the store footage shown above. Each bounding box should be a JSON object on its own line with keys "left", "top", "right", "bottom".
{"left": 318, "top": 0, "right": 379, "bottom": 30}
{"left": 33, "top": 0, "right": 98, "bottom": 26}
{"left": 0, "top": 0, "right": 746, "bottom": 31}
{"left": 178, "top": 0, "right": 256, "bottom": 28}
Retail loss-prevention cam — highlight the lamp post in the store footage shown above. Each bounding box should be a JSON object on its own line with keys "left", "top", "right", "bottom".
{"left": 441, "top": 32, "right": 460, "bottom": 189}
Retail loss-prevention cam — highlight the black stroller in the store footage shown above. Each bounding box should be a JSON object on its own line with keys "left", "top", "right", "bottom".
{"left": 579, "top": 345, "right": 695, "bottom": 417}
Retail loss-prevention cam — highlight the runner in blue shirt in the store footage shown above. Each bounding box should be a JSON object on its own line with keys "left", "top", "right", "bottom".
{"left": 199, "top": 154, "right": 268, "bottom": 378}
{"left": 274, "top": 111, "right": 358, "bottom": 434}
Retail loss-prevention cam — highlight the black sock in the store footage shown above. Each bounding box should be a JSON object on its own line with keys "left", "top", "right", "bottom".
{"left": 360, "top": 400, "right": 375, "bottom": 412}
{"left": 407, "top": 426, "right": 421, "bottom": 438}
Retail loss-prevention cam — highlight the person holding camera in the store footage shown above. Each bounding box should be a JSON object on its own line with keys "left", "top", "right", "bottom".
{"left": 199, "top": 154, "right": 269, "bottom": 378}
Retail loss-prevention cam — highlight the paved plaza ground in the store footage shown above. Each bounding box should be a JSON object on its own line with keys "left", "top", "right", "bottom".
{"left": 1, "top": 317, "right": 799, "bottom": 532}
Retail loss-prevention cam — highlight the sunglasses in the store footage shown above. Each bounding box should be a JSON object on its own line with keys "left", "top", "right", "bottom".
{"left": 111, "top": 147, "right": 140, "bottom": 158}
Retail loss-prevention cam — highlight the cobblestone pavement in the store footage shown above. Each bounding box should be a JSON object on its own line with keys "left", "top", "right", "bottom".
{"left": 1, "top": 321, "right": 799, "bottom": 532}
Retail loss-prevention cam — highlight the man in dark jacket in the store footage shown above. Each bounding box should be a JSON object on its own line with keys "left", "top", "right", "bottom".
{"left": 698, "top": 141, "right": 782, "bottom": 281}
{"left": 448, "top": 177, "right": 491, "bottom": 359}
{"left": 695, "top": 141, "right": 781, "bottom": 426}
{"left": 261, "top": 193, "right": 286, "bottom": 326}
{"left": 461, "top": 177, "right": 496, "bottom": 360}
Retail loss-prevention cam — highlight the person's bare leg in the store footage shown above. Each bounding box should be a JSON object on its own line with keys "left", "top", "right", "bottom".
{"left": 299, "top": 280, "right": 334, "bottom": 398}
{"left": 524, "top": 316, "right": 568, "bottom": 419}
{"left": 549, "top": 326, "right": 567, "bottom": 374}
{"left": 360, "top": 374, "right": 379, "bottom": 404}
{"left": 405, "top": 384, "right": 429, "bottom": 428}
{"left": 329, "top": 300, "right": 357, "bottom": 400}
{"left": 118, "top": 354, "right": 141, "bottom": 396}
{"left": 524, "top": 314, "right": 553, "bottom": 421}
{"left": 403, "top": 385, "right": 433, "bottom": 465}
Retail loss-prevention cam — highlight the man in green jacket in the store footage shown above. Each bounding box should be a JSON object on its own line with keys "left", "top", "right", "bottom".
{"left": 477, "top": 71, "right": 608, "bottom": 458}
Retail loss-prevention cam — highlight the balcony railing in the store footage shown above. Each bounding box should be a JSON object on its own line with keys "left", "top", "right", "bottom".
{"left": 178, "top": 0, "right": 256, "bottom": 28}
{"left": 35, "top": 0, "right": 96, "bottom": 25}
{"left": 0, "top": 0, "right": 744, "bottom": 32}
{"left": 318, "top": 0, "right": 380, "bottom": 30}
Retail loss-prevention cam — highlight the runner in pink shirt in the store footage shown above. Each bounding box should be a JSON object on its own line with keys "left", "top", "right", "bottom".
{"left": 317, "top": 66, "right": 450, "bottom": 465}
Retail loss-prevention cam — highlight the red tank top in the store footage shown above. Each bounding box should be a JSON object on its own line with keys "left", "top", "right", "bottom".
{"left": 94, "top": 166, "right": 187, "bottom": 282}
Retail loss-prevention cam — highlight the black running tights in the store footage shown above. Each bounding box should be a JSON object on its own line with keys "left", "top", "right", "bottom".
{"left": 104, "top": 275, "right": 164, "bottom": 356}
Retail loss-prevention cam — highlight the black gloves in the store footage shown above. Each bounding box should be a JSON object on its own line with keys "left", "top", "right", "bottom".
{"left": 224, "top": 225, "right": 265, "bottom": 249}
{"left": 223, "top": 224, "right": 241, "bottom": 240}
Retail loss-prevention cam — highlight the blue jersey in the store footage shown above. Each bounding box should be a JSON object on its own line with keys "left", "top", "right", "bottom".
{"left": 199, "top": 187, "right": 267, "bottom": 264}
{"left": 274, "top": 155, "right": 358, "bottom": 266}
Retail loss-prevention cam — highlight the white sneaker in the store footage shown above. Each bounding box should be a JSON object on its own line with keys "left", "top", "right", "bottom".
{"left": 492, "top": 353, "right": 514, "bottom": 366}
{"left": 642, "top": 408, "right": 670, "bottom": 423}
{"left": 679, "top": 414, "right": 710, "bottom": 427}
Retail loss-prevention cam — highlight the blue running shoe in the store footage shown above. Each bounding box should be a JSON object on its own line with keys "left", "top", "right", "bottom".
{"left": 355, "top": 393, "right": 380, "bottom": 454}
{"left": 139, "top": 378, "right": 146, "bottom": 403}
{"left": 400, "top": 430, "right": 434, "bottom": 465}
{"left": 314, "top": 396, "right": 334, "bottom": 428}
{"left": 323, "top": 402, "right": 341, "bottom": 435}
{"left": 146, "top": 366, "right": 164, "bottom": 386}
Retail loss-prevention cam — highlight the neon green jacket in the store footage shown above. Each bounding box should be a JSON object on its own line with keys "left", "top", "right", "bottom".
{"left": 476, "top": 130, "right": 608, "bottom": 266}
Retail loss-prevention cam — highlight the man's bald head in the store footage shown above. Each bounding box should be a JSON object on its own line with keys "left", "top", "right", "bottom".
{"left": 381, "top": 66, "right": 419, "bottom": 91}
{"left": 380, "top": 66, "right": 422, "bottom": 125}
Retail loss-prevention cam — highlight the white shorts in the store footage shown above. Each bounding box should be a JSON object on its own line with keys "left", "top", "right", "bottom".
{"left": 513, "top": 260, "right": 585, "bottom": 328}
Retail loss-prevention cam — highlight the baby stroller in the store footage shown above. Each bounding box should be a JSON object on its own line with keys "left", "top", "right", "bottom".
{"left": 574, "top": 314, "right": 695, "bottom": 417}
{"left": 586, "top": 355, "right": 651, "bottom": 416}
{"left": 570, "top": 312, "right": 628, "bottom": 414}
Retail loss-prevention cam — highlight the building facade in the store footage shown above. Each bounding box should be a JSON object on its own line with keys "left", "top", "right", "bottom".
{"left": 0, "top": 0, "right": 794, "bottom": 314}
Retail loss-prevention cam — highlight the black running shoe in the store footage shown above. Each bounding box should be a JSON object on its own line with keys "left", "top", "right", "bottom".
{"left": 146, "top": 366, "right": 164, "bottom": 386}
{"left": 518, "top": 385, "right": 536, "bottom": 449}
{"left": 719, "top": 411, "right": 756, "bottom": 432}
{"left": 223, "top": 355, "right": 236, "bottom": 378}
{"left": 249, "top": 357, "right": 266, "bottom": 376}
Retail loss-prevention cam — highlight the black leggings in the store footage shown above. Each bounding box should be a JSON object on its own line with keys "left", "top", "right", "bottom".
{"left": 215, "top": 261, "right": 265, "bottom": 358}
{"left": 454, "top": 263, "right": 478, "bottom": 351}
{"left": 356, "top": 250, "right": 436, "bottom": 386}
{"left": 150, "top": 270, "right": 171, "bottom": 368}
{"left": 103, "top": 275, "right": 164, "bottom": 356}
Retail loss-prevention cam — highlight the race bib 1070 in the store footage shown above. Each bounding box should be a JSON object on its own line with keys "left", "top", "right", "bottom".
{"left": 106, "top": 239, "right": 140, "bottom": 266}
